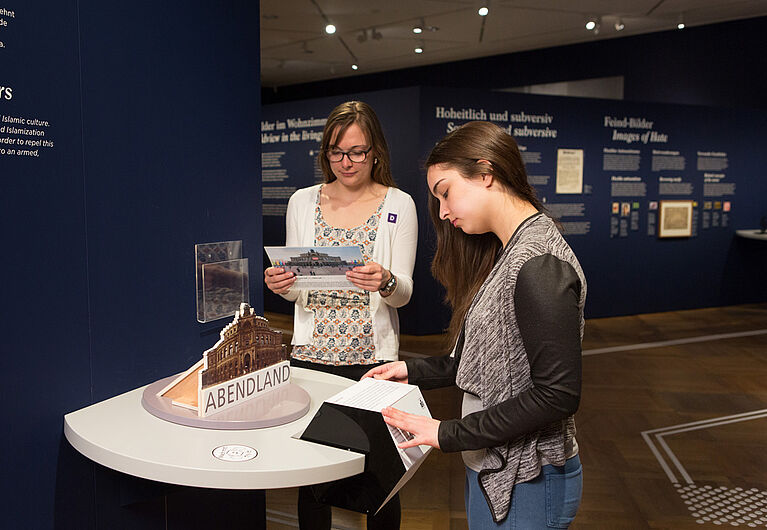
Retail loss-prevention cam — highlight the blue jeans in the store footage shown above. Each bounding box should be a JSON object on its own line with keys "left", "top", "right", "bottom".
{"left": 464, "top": 455, "right": 582, "bottom": 529}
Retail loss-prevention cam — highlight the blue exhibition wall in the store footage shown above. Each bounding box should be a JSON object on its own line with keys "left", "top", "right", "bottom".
{"left": 420, "top": 87, "right": 767, "bottom": 321}
{"left": 263, "top": 87, "right": 767, "bottom": 334}
{"left": 1, "top": 1, "right": 262, "bottom": 528}
{"left": 1, "top": 1, "right": 92, "bottom": 526}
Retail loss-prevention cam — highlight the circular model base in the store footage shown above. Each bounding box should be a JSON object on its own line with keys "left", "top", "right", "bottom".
{"left": 142, "top": 375, "right": 311, "bottom": 430}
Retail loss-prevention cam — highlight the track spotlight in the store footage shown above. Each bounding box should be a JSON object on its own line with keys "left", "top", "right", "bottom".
{"left": 478, "top": 6, "right": 489, "bottom": 16}
{"left": 325, "top": 23, "right": 336, "bottom": 34}
{"left": 677, "top": 14, "right": 685, "bottom": 29}
{"left": 371, "top": 27, "right": 383, "bottom": 40}
{"left": 614, "top": 19, "right": 625, "bottom": 31}
{"left": 301, "top": 41, "right": 313, "bottom": 54}
{"left": 357, "top": 29, "right": 367, "bottom": 43}
{"left": 413, "top": 17, "right": 424, "bottom": 34}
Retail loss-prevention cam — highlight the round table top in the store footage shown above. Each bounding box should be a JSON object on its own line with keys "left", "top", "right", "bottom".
{"left": 735, "top": 229, "right": 767, "bottom": 241}
{"left": 64, "top": 367, "right": 364, "bottom": 489}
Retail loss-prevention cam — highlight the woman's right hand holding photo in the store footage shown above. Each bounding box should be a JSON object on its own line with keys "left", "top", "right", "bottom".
{"left": 264, "top": 267, "right": 296, "bottom": 295}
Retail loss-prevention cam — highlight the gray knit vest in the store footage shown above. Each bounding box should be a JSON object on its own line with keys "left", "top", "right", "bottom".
{"left": 455, "top": 213, "right": 586, "bottom": 522}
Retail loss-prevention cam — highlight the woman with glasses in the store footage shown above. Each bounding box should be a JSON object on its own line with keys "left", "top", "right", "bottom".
{"left": 264, "top": 100, "right": 417, "bottom": 530}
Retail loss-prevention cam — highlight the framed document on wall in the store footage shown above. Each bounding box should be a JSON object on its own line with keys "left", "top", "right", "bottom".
{"left": 658, "top": 200, "right": 694, "bottom": 238}
{"left": 556, "top": 148, "right": 584, "bottom": 194}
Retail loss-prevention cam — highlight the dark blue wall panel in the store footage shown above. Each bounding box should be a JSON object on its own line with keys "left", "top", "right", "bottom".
{"left": 1, "top": 1, "right": 92, "bottom": 528}
{"left": 78, "top": 0, "right": 263, "bottom": 401}
{"left": 1, "top": 1, "right": 261, "bottom": 528}
{"left": 418, "top": 88, "right": 767, "bottom": 322}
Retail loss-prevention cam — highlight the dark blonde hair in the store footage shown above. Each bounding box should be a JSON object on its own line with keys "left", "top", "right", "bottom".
{"left": 426, "top": 121, "right": 544, "bottom": 346}
{"left": 318, "top": 101, "right": 395, "bottom": 187}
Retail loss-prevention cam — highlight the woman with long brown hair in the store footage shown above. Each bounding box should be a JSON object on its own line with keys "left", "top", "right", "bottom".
{"left": 265, "top": 100, "right": 417, "bottom": 529}
{"left": 365, "top": 121, "right": 585, "bottom": 528}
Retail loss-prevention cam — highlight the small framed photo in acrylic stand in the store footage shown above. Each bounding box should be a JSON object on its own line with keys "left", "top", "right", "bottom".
{"left": 658, "top": 200, "right": 693, "bottom": 238}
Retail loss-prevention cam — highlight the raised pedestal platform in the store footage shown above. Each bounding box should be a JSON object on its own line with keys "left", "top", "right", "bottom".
{"left": 142, "top": 374, "right": 311, "bottom": 430}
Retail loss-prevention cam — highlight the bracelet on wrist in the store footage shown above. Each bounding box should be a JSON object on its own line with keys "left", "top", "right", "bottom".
{"left": 379, "top": 270, "right": 397, "bottom": 296}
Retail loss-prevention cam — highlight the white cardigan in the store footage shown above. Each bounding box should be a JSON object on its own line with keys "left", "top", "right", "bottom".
{"left": 280, "top": 184, "right": 418, "bottom": 362}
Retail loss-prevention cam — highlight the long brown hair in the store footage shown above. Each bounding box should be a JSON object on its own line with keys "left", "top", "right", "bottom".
{"left": 318, "top": 101, "right": 395, "bottom": 187}
{"left": 426, "top": 121, "right": 544, "bottom": 346}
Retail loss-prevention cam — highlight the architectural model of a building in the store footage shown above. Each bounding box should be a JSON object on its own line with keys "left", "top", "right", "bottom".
{"left": 158, "top": 303, "right": 291, "bottom": 417}
{"left": 200, "top": 304, "right": 287, "bottom": 386}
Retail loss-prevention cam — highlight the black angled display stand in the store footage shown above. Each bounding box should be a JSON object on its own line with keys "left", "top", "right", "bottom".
{"left": 300, "top": 402, "right": 410, "bottom": 514}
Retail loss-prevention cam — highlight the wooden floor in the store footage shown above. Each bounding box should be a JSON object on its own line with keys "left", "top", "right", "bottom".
{"left": 264, "top": 303, "right": 767, "bottom": 529}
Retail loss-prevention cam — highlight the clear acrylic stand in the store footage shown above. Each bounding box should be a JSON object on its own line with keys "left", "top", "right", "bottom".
{"left": 195, "top": 241, "right": 249, "bottom": 322}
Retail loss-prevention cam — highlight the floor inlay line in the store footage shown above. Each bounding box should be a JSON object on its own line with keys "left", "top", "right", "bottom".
{"left": 643, "top": 411, "right": 767, "bottom": 527}
{"left": 583, "top": 329, "right": 767, "bottom": 356}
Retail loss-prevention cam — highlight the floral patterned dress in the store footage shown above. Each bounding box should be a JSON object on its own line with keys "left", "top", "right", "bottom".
{"left": 291, "top": 186, "right": 387, "bottom": 365}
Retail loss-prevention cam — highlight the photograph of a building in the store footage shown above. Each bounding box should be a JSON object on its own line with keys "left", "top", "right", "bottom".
{"left": 267, "top": 247, "right": 365, "bottom": 276}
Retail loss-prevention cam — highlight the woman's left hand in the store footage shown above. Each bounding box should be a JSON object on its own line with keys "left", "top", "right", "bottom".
{"left": 381, "top": 407, "right": 441, "bottom": 450}
{"left": 346, "top": 261, "right": 388, "bottom": 292}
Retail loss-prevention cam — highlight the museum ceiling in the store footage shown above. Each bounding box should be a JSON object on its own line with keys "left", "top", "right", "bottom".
{"left": 260, "top": 0, "right": 767, "bottom": 87}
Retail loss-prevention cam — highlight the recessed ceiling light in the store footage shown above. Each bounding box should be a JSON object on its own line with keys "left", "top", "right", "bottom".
{"left": 325, "top": 24, "right": 336, "bottom": 34}
{"left": 585, "top": 16, "right": 602, "bottom": 34}
{"left": 414, "top": 46, "right": 423, "bottom": 54}
{"left": 615, "top": 19, "right": 625, "bottom": 31}
{"left": 351, "top": 64, "right": 359, "bottom": 70}
{"left": 478, "top": 6, "right": 489, "bottom": 16}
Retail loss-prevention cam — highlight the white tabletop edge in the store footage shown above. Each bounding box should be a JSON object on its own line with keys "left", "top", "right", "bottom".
{"left": 63, "top": 367, "right": 367, "bottom": 489}
{"left": 735, "top": 229, "right": 767, "bottom": 241}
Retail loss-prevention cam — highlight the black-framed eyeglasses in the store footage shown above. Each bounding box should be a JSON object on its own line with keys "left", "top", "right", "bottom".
{"left": 325, "top": 147, "right": 372, "bottom": 163}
